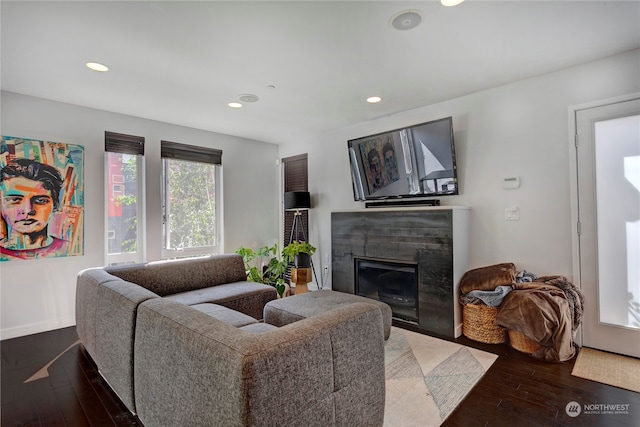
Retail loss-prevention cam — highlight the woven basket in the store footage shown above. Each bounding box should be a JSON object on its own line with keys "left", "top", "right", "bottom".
{"left": 508, "top": 330, "right": 541, "bottom": 354}
{"left": 462, "top": 303, "right": 507, "bottom": 344}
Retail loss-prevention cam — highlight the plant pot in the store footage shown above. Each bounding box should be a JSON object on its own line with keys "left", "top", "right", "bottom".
{"left": 294, "top": 253, "right": 311, "bottom": 268}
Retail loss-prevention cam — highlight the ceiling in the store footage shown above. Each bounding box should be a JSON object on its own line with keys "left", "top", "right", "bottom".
{"left": 2, "top": 1, "right": 639, "bottom": 145}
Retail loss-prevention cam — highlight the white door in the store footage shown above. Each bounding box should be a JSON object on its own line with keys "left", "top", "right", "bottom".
{"left": 574, "top": 97, "right": 640, "bottom": 358}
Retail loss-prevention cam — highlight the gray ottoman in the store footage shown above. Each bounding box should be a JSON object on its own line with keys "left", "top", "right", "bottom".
{"left": 264, "top": 290, "right": 392, "bottom": 340}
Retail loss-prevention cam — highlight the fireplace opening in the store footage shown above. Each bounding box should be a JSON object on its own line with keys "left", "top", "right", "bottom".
{"left": 355, "top": 257, "right": 418, "bottom": 323}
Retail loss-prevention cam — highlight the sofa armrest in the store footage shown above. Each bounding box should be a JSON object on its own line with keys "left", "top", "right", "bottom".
{"left": 105, "top": 254, "right": 248, "bottom": 295}
{"left": 75, "top": 268, "right": 158, "bottom": 412}
{"left": 134, "top": 298, "right": 385, "bottom": 427}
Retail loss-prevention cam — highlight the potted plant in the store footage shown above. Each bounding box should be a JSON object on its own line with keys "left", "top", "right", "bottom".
{"left": 235, "top": 244, "right": 287, "bottom": 297}
{"left": 283, "top": 241, "right": 316, "bottom": 268}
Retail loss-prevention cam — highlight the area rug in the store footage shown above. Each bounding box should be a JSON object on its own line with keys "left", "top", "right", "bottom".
{"left": 384, "top": 326, "right": 498, "bottom": 427}
{"left": 571, "top": 347, "right": 640, "bottom": 393}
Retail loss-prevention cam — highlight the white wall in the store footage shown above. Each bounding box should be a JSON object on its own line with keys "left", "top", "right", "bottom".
{"left": 279, "top": 49, "right": 640, "bottom": 289}
{"left": 3, "top": 50, "right": 638, "bottom": 339}
{"left": 0, "top": 91, "right": 280, "bottom": 339}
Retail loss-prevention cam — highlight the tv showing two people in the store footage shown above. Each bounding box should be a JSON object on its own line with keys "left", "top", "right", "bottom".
{"left": 348, "top": 116, "right": 458, "bottom": 201}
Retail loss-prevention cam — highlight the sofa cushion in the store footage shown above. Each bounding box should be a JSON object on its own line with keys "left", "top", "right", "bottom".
{"left": 191, "top": 303, "right": 258, "bottom": 327}
{"left": 165, "top": 281, "right": 277, "bottom": 320}
{"left": 264, "top": 290, "right": 393, "bottom": 339}
{"left": 239, "top": 322, "right": 279, "bottom": 333}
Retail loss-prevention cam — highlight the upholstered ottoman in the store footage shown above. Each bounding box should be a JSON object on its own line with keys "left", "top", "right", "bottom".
{"left": 264, "top": 289, "right": 392, "bottom": 339}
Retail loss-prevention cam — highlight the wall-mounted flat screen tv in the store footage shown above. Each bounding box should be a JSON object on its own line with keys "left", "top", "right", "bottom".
{"left": 347, "top": 116, "right": 458, "bottom": 201}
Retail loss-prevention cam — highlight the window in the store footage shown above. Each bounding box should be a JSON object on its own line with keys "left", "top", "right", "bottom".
{"left": 105, "top": 131, "right": 145, "bottom": 265}
{"left": 161, "top": 140, "right": 222, "bottom": 259}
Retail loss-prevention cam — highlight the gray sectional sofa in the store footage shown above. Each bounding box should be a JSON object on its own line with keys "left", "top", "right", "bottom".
{"left": 75, "top": 254, "right": 386, "bottom": 427}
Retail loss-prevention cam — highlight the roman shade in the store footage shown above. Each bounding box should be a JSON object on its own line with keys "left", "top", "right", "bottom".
{"left": 160, "top": 140, "right": 222, "bottom": 165}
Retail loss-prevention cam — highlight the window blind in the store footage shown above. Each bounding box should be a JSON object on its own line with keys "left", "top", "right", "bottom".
{"left": 105, "top": 131, "right": 144, "bottom": 155}
{"left": 161, "top": 140, "right": 222, "bottom": 165}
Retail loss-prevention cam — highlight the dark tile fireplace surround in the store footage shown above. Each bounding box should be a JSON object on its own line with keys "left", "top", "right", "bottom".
{"left": 331, "top": 207, "right": 469, "bottom": 338}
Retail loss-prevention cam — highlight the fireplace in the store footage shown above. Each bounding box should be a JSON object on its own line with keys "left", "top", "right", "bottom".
{"left": 331, "top": 208, "right": 470, "bottom": 338}
{"left": 355, "top": 257, "right": 418, "bottom": 323}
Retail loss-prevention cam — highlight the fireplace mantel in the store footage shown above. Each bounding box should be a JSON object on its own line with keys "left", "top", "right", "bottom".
{"left": 331, "top": 206, "right": 469, "bottom": 338}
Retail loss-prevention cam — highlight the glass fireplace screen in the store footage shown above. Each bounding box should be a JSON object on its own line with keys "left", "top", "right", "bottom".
{"left": 355, "top": 257, "right": 418, "bottom": 323}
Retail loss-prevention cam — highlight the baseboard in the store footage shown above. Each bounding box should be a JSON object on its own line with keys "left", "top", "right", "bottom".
{"left": 455, "top": 322, "right": 463, "bottom": 338}
{"left": 1, "top": 317, "right": 75, "bottom": 341}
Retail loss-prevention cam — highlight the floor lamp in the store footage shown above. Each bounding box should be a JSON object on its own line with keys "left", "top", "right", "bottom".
{"left": 284, "top": 191, "right": 321, "bottom": 289}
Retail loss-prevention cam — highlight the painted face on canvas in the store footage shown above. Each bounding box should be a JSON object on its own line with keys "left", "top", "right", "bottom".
{"left": 1, "top": 176, "right": 54, "bottom": 235}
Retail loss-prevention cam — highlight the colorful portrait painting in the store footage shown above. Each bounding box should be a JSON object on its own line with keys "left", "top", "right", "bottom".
{"left": 0, "top": 136, "right": 84, "bottom": 261}
{"left": 358, "top": 134, "right": 399, "bottom": 194}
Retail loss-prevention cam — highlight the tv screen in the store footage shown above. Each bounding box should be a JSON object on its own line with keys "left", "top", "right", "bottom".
{"left": 348, "top": 116, "right": 458, "bottom": 201}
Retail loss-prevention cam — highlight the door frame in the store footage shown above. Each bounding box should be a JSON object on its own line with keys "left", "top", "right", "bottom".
{"left": 568, "top": 92, "right": 640, "bottom": 351}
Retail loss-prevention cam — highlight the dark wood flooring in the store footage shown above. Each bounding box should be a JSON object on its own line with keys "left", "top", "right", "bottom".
{"left": 1, "top": 326, "right": 638, "bottom": 426}
{"left": 444, "top": 335, "right": 639, "bottom": 427}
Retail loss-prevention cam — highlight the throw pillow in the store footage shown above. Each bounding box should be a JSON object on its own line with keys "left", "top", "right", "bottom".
{"left": 459, "top": 263, "right": 517, "bottom": 295}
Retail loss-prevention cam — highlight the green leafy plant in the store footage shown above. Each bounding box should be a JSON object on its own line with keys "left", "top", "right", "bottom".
{"left": 282, "top": 241, "right": 316, "bottom": 268}
{"left": 282, "top": 241, "right": 316, "bottom": 260}
{"left": 235, "top": 244, "right": 287, "bottom": 297}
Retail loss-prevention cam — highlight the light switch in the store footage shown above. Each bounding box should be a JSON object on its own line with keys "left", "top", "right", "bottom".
{"left": 505, "top": 207, "right": 519, "bottom": 220}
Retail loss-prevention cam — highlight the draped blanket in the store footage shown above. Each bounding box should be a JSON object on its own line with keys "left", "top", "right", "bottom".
{"left": 496, "top": 276, "right": 584, "bottom": 362}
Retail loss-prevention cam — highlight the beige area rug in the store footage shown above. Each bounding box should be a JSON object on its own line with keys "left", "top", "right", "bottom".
{"left": 384, "top": 326, "right": 498, "bottom": 427}
{"left": 571, "top": 347, "right": 640, "bottom": 393}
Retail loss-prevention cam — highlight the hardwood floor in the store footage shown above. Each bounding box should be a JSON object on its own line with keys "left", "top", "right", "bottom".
{"left": 1, "top": 327, "right": 140, "bottom": 426}
{"left": 2, "top": 326, "right": 638, "bottom": 426}
{"left": 445, "top": 336, "right": 639, "bottom": 427}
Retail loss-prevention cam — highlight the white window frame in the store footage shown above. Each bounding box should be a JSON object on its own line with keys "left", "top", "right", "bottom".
{"left": 160, "top": 159, "right": 223, "bottom": 259}
{"left": 105, "top": 152, "right": 146, "bottom": 265}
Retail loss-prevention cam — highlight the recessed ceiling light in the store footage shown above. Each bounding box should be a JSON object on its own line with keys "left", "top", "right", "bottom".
{"left": 367, "top": 96, "right": 382, "bottom": 104}
{"left": 441, "top": 0, "right": 465, "bottom": 6}
{"left": 86, "top": 62, "right": 109, "bottom": 72}
{"left": 390, "top": 10, "right": 422, "bottom": 31}
{"left": 228, "top": 102, "right": 243, "bottom": 108}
